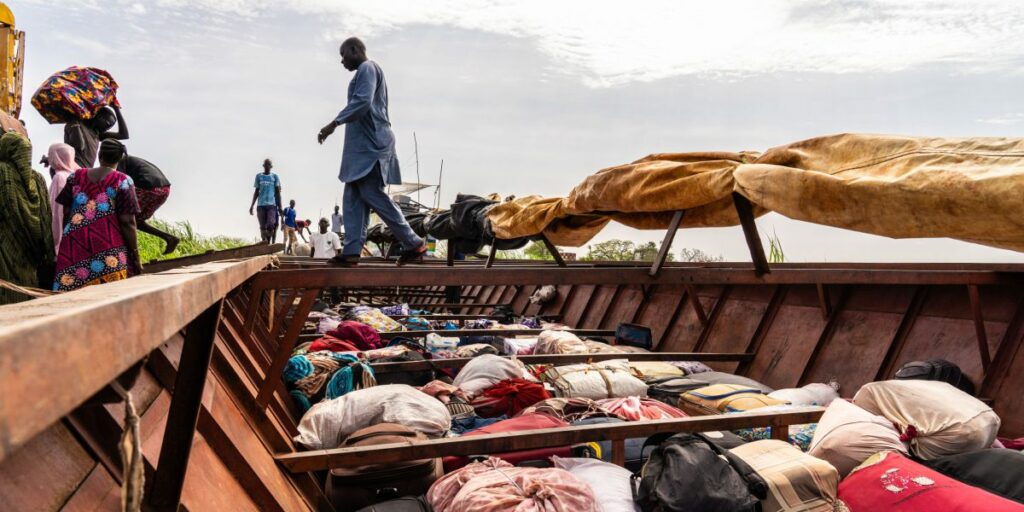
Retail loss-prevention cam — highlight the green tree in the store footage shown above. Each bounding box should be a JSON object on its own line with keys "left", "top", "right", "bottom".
{"left": 581, "top": 239, "right": 637, "bottom": 261}
{"left": 523, "top": 241, "right": 554, "bottom": 260}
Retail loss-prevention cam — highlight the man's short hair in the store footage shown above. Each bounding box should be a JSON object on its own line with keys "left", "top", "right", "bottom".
{"left": 341, "top": 37, "right": 367, "bottom": 60}
{"left": 263, "top": 158, "right": 272, "bottom": 167}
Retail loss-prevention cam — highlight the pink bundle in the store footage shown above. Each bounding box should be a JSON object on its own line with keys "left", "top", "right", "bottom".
{"left": 597, "top": 396, "right": 688, "bottom": 421}
{"left": 427, "top": 457, "right": 599, "bottom": 512}
{"left": 419, "top": 380, "right": 467, "bottom": 404}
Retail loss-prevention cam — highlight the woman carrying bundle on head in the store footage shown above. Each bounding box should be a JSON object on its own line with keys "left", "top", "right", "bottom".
{"left": 52, "top": 138, "right": 142, "bottom": 291}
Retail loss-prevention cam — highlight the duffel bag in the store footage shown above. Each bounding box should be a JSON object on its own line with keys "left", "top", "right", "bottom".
{"left": 731, "top": 439, "right": 840, "bottom": 512}
{"left": 327, "top": 424, "right": 443, "bottom": 512}
{"left": 895, "top": 358, "right": 976, "bottom": 395}
{"left": 646, "top": 376, "right": 708, "bottom": 406}
{"left": 839, "top": 451, "right": 1023, "bottom": 511}
{"left": 633, "top": 432, "right": 767, "bottom": 512}
{"left": 679, "top": 383, "right": 785, "bottom": 416}
{"left": 808, "top": 398, "right": 906, "bottom": 477}
{"left": 443, "top": 413, "right": 571, "bottom": 471}
{"left": 924, "top": 449, "right": 1024, "bottom": 504}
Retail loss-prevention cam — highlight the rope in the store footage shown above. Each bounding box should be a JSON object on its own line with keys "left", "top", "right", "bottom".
{"left": 0, "top": 277, "right": 55, "bottom": 298}
{"left": 112, "top": 382, "right": 143, "bottom": 512}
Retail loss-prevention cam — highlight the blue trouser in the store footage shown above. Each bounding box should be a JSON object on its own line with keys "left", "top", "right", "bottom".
{"left": 342, "top": 164, "right": 423, "bottom": 256}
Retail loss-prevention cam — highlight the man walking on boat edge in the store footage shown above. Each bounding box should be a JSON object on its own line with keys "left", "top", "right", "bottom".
{"left": 317, "top": 37, "right": 426, "bottom": 267}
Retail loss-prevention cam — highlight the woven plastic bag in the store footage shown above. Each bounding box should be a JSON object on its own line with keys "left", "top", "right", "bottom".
{"left": 31, "top": 66, "right": 120, "bottom": 124}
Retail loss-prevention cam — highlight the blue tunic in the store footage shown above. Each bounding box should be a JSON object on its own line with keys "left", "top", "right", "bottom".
{"left": 334, "top": 60, "right": 401, "bottom": 185}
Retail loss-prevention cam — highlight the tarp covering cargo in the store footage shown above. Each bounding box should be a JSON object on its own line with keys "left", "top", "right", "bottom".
{"left": 487, "top": 133, "right": 1024, "bottom": 251}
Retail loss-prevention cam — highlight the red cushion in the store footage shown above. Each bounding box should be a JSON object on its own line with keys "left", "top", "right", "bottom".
{"left": 839, "top": 451, "right": 1024, "bottom": 511}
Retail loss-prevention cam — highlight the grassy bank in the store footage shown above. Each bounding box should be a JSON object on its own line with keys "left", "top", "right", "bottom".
{"left": 138, "top": 219, "right": 250, "bottom": 263}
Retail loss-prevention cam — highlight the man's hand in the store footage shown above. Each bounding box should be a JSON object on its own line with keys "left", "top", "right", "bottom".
{"left": 249, "top": 206, "right": 254, "bottom": 216}
{"left": 318, "top": 122, "right": 337, "bottom": 144}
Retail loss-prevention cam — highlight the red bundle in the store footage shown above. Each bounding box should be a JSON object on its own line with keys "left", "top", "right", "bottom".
{"left": 327, "top": 321, "right": 383, "bottom": 351}
{"left": 471, "top": 378, "right": 550, "bottom": 418}
{"left": 308, "top": 335, "right": 359, "bottom": 353}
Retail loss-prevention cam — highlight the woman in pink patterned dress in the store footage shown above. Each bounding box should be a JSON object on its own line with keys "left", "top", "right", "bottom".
{"left": 53, "top": 139, "right": 141, "bottom": 291}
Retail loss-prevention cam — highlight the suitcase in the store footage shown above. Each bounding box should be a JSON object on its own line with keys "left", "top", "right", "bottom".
{"left": 327, "top": 424, "right": 442, "bottom": 512}
{"left": 679, "top": 384, "right": 785, "bottom": 415}
{"left": 442, "top": 413, "right": 571, "bottom": 471}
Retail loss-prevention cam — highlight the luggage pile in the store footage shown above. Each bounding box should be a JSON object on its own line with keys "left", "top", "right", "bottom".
{"left": 283, "top": 311, "right": 1023, "bottom": 512}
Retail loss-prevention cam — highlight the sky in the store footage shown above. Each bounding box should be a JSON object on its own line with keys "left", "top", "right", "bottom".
{"left": 12, "top": 0, "right": 1024, "bottom": 262}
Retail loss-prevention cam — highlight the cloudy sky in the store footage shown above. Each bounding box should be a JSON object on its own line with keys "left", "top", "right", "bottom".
{"left": 14, "top": 0, "right": 1024, "bottom": 262}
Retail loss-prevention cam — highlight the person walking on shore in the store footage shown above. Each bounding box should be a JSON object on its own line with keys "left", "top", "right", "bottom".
{"left": 249, "top": 159, "right": 281, "bottom": 244}
{"left": 317, "top": 37, "right": 426, "bottom": 267}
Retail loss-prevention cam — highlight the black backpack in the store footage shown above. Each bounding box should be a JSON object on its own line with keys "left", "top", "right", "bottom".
{"left": 632, "top": 432, "right": 767, "bottom": 512}
{"left": 616, "top": 323, "right": 654, "bottom": 350}
{"left": 895, "top": 358, "right": 975, "bottom": 395}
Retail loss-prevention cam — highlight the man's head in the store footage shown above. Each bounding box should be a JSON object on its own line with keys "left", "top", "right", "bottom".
{"left": 289, "top": 199, "right": 295, "bottom": 208}
{"left": 87, "top": 107, "right": 117, "bottom": 132}
{"left": 319, "top": 217, "right": 330, "bottom": 233}
{"left": 97, "top": 139, "right": 126, "bottom": 167}
{"left": 334, "top": 205, "right": 340, "bottom": 214}
{"left": 340, "top": 37, "right": 367, "bottom": 71}
{"left": 263, "top": 158, "right": 273, "bottom": 173}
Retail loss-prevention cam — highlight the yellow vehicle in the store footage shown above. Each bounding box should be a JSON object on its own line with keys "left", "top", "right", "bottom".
{"left": 0, "top": 1, "right": 24, "bottom": 119}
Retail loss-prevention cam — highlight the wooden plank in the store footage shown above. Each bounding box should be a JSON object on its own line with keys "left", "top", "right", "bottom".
{"left": 147, "top": 300, "right": 224, "bottom": 512}
{"left": 685, "top": 284, "right": 708, "bottom": 325}
{"left": 968, "top": 285, "right": 992, "bottom": 371}
{"left": 733, "top": 192, "right": 770, "bottom": 276}
{"left": 255, "top": 289, "right": 320, "bottom": 409}
{"left": 0, "top": 256, "right": 272, "bottom": 463}
{"left": 981, "top": 293, "right": 1024, "bottom": 396}
{"left": 875, "top": 286, "right": 928, "bottom": 381}
{"left": 277, "top": 407, "right": 825, "bottom": 472}
{"left": 250, "top": 266, "right": 1024, "bottom": 291}
{"left": 736, "top": 285, "right": 787, "bottom": 376}
{"left": 540, "top": 233, "right": 567, "bottom": 267}
{"left": 370, "top": 352, "right": 752, "bottom": 373}
{"left": 143, "top": 243, "right": 283, "bottom": 274}
{"left": 798, "top": 287, "right": 850, "bottom": 386}
{"left": 692, "top": 286, "right": 732, "bottom": 352}
{"left": 816, "top": 283, "right": 832, "bottom": 320}
{"left": 649, "top": 211, "right": 684, "bottom": 277}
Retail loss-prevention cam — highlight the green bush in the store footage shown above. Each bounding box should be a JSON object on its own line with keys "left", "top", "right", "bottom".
{"left": 138, "top": 219, "right": 250, "bottom": 263}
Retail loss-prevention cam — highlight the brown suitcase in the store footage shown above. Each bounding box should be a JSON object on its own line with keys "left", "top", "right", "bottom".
{"left": 326, "top": 423, "right": 442, "bottom": 512}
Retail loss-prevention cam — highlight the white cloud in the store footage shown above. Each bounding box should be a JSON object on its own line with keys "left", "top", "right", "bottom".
{"left": 977, "top": 113, "right": 1024, "bottom": 125}
{"left": 141, "top": 0, "right": 1024, "bottom": 86}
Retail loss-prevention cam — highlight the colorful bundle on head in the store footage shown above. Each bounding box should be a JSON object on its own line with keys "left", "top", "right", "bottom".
{"left": 31, "top": 66, "right": 120, "bottom": 124}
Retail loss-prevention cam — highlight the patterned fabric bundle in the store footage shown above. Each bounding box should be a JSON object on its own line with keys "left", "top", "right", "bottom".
{"left": 518, "top": 397, "right": 618, "bottom": 423}
{"left": 428, "top": 458, "right": 599, "bottom": 512}
{"left": 380, "top": 303, "right": 410, "bottom": 316}
{"left": 31, "top": 66, "right": 121, "bottom": 124}
{"left": 283, "top": 351, "right": 376, "bottom": 414}
{"left": 471, "top": 378, "right": 551, "bottom": 418}
{"left": 731, "top": 440, "right": 840, "bottom": 512}
{"left": 402, "top": 316, "right": 432, "bottom": 330}
{"left": 465, "top": 319, "right": 496, "bottom": 330}
{"left": 671, "top": 361, "right": 714, "bottom": 375}
{"left": 307, "top": 335, "right": 359, "bottom": 354}
{"left": 596, "top": 397, "right": 687, "bottom": 421}
{"left": 0, "top": 133, "right": 54, "bottom": 305}
{"left": 327, "top": 320, "right": 384, "bottom": 350}
{"left": 345, "top": 306, "right": 404, "bottom": 332}
{"left": 519, "top": 316, "right": 542, "bottom": 329}
{"left": 735, "top": 423, "right": 819, "bottom": 452}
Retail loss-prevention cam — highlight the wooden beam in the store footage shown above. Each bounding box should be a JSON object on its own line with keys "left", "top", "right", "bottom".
{"left": 276, "top": 407, "right": 825, "bottom": 471}
{"left": 736, "top": 285, "right": 788, "bottom": 376}
{"left": 540, "top": 233, "right": 567, "bottom": 268}
{"left": 798, "top": 286, "right": 850, "bottom": 386}
{"left": 485, "top": 238, "right": 499, "bottom": 269}
{"left": 0, "top": 256, "right": 272, "bottom": 463}
{"left": 147, "top": 300, "right": 224, "bottom": 512}
{"left": 875, "top": 286, "right": 928, "bottom": 381}
{"left": 143, "top": 243, "right": 282, "bottom": 274}
{"left": 693, "top": 285, "right": 731, "bottom": 352}
{"left": 732, "top": 192, "right": 770, "bottom": 276}
{"left": 967, "top": 285, "right": 992, "bottom": 371}
{"left": 650, "top": 211, "right": 684, "bottom": 277}
{"left": 250, "top": 266, "right": 1024, "bottom": 292}
{"left": 255, "top": 288, "right": 320, "bottom": 409}
{"left": 685, "top": 284, "right": 708, "bottom": 325}
{"left": 370, "top": 352, "right": 753, "bottom": 373}
{"left": 815, "top": 283, "right": 832, "bottom": 320}
{"left": 981, "top": 293, "right": 1024, "bottom": 397}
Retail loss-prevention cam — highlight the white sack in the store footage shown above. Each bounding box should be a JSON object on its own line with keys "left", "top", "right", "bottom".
{"left": 551, "top": 457, "right": 640, "bottom": 512}
{"left": 768, "top": 382, "right": 840, "bottom": 407}
{"left": 543, "top": 359, "right": 648, "bottom": 400}
{"left": 503, "top": 337, "right": 537, "bottom": 356}
{"left": 294, "top": 384, "right": 451, "bottom": 450}
{"left": 808, "top": 399, "right": 908, "bottom": 477}
{"left": 853, "top": 379, "right": 999, "bottom": 460}
{"left": 452, "top": 353, "right": 533, "bottom": 398}
{"left": 535, "top": 330, "right": 589, "bottom": 354}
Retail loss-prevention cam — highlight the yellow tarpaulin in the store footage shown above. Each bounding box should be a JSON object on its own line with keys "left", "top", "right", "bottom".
{"left": 487, "top": 133, "right": 1024, "bottom": 252}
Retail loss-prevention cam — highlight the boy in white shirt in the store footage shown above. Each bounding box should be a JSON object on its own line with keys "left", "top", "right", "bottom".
{"left": 309, "top": 217, "right": 342, "bottom": 259}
